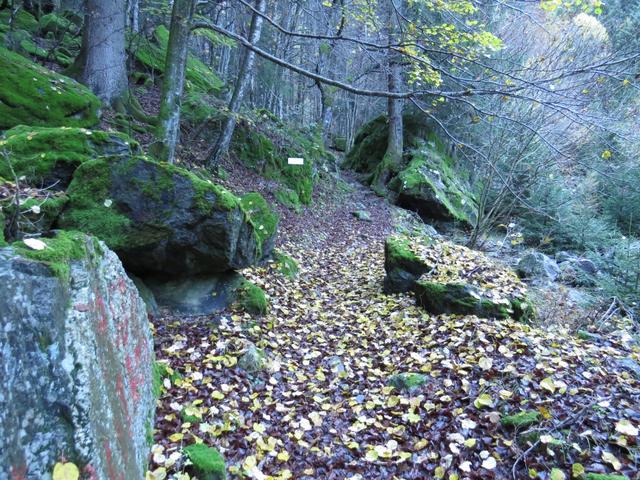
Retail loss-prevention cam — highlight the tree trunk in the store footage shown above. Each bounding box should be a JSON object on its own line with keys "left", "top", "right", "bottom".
{"left": 76, "top": 0, "right": 128, "bottom": 105}
{"left": 206, "top": 0, "right": 267, "bottom": 171}
{"left": 153, "top": 0, "right": 196, "bottom": 164}
{"left": 373, "top": 1, "right": 404, "bottom": 192}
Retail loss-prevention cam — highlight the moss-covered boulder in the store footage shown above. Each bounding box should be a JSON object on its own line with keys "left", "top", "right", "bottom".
{"left": 133, "top": 26, "right": 224, "bottom": 95}
{"left": 383, "top": 234, "right": 433, "bottom": 293}
{"left": 58, "top": 155, "right": 278, "bottom": 276}
{"left": 387, "top": 147, "right": 476, "bottom": 224}
{"left": 345, "top": 114, "right": 476, "bottom": 224}
{"left": 384, "top": 234, "right": 534, "bottom": 321}
{"left": 0, "top": 46, "right": 100, "bottom": 129}
{"left": 0, "top": 125, "right": 136, "bottom": 188}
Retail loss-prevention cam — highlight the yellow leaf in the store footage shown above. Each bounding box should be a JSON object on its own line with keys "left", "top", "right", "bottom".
{"left": 615, "top": 419, "right": 638, "bottom": 437}
{"left": 478, "top": 357, "right": 493, "bottom": 370}
{"left": 365, "top": 449, "right": 379, "bottom": 462}
{"left": 52, "top": 462, "right": 80, "bottom": 480}
{"left": 540, "top": 377, "right": 556, "bottom": 393}
{"left": 601, "top": 451, "right": 622, "bottom": 470}
{"left": 473, "top": 393, "right": 494, "bottom": 409}
{"left": 168, "top": 432, "right": 184, "bottom": 442}
{"left": 550, "top": 468, "right": 565, "bottom": 480}
{"left": 277, "top": 450, "right": 290, "bottom": 462}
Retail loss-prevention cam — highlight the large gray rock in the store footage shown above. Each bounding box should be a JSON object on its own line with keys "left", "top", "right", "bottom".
{"left": 517, "top": 250, "right": 561, "bottom": 281}
{"left": 58, "top": 156, "right": 278, "bottom": 276}
{"left": 0, "top": 233, "right": 155, "bottom": 479}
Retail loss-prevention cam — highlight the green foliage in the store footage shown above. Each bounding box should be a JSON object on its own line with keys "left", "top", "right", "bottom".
{"left": 388, "top": 372, "right": 428, "bottom": 392}
{"left": 12, "top": 229, "right": 86, "bottom": 280}
{"left": 0, "top": 9, "right": 38, "bottom": 33}
{"left": 0, "top": 208, "right": 6, "bottom": 247}
{"left": 237, "top": 279, "right": 269, "bottom": 316}
{"left": 2, "top": 194, "right": 68, "bottom": 236}
{"left": 183, "top": 444, "right": 226, "bottom": 480}
{"left": 0, "top": 46, "right": 100, "bottom": 129}
{"left": 132, "top": 26, "right": 224, "bottom": 95}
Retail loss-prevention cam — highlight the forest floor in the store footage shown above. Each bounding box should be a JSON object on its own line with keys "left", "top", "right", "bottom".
{"left": 148, "top": 169, "right": 640, "bottom": 480}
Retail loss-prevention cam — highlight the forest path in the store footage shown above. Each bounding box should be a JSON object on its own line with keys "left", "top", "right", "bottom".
{"left": 149, "top": 174, "right": 640, "bottom": 480}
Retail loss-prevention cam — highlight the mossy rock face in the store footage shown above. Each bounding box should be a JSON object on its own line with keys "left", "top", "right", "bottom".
{"left": 0, "top": 47, "right": 100, "bottom": 130}
{"left": 58, "top": 156, "right": 277, "bottom": 276}
{"left": 0, "top": 10, "right": 39, "bottom": 34}
{"left": 388, "top": 147, "right": 476, "bottom": 225}
{"left": 2, "top": 193, "right": 68, "bottom": 237}
{"left": 388, "top": 372, "right": 428, "bottom": 392}
{"left": 232, "top": 113, "right": 332, "bottom": 204}
{"left": 345, "top": 114, "right": 476, "bottom": 224}
{"left": 133, "top": 26, "right": 224, "bottom": 95}
{"left": 0, "top": 126, "right": 136, "bottom": 188}
{"left": 274, "top": 186, "right": 302, "bottom": 213}
{"left": 237, "top": 279, "right": 269, "bottom": 315}
{"left": 239, "top": 192, "right": 278, "bottom": 258}
{"left": 183, "top": 444, "right": 226, "bottom": 480}
{"left": 383, "top": 234, "right": 433, "bottom": 293}
{"left": 0, "top": 208, "right": 7, "bottom": 246}
{"left": 501, "top": 410, "right": 541, "bottom": 429}
{"left": 413, "top": 280, "right": 531, "bottom": 320}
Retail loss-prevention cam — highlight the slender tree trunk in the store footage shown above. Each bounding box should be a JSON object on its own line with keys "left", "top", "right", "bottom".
{"left": 373, "top": 1, "right": 404, "bottom": 192}
{"left": 76, "top": 0, "right": 128, "bottom": 105}
{"left": 154, "top": 0, "right": 196, "bottom": 164}
{"left": 206, "top": 0, "right": 267, "bottom": 170}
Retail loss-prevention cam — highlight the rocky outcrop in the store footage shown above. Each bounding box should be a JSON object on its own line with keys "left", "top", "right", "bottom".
{"left": 517, "top": 250, "right": 561, "bottom": 282}
{"left": 0, "top": 232, "right": 155, "bottom": 479}
{"left": 0, "top": 46, "right": 100, "bottom": 130}
{"left": 344, "top": 114, "right": 476, "bottom": 224}
{"left": 384, "top": 234, "right": 533, "bottom": 321}
{"left": 56, "top": 156, "right": 278, "bottom": 276}
{"left": 0, "top": 125, "right": 136, "bottom": 189}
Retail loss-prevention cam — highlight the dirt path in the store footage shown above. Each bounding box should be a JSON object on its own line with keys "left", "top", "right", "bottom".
{"left": 149, "top": 175, "right": 640, "bottom": 480}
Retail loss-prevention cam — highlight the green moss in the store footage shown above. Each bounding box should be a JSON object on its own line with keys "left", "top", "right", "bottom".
{"left": 0, "top": 126, "right": 130, "bottom": 184}
{"left": 274, "top": 186, "right": 302, "bottom": 213}
{"left": 415, "top": 281, "right": 513, "bottom": 319}
{"left": 273, "top": 250, "right": 299, "bottom": 279}
{"left": 1, "top": 193, "right": 68, "bottom": 235}
{"left": 388, "top": 372, "right": 428, "bottom": 392}
{"left": 183, "top": 444, "right": 226, "bottom": 480}
{"left": 57, "top": 158, "right": 134, "bottom": 249}
{"left": 39, "top": 13, "right": 74, "bottom": 39}
{"left": 0, "top": 10, "right": 38, "bottom": 33}
{"left": 237, "top": 344, "right": 267, "bottom": 373}
{"left": 0, "top": 46, "right": 100, "bottom": 129}
{"left": 584, "top": 474, "right": 629, "bottom": 480}
{"left": 133, "top": 26, "right": 224, "bottom": 95}
{"left": 240, "top": 192, "right": 278, "bottom": 255}
{"left": 152, "top": 361, "right": 181, "bottom": 398}
{"left": 0, "top": 208, "right": 6, "bottom": 247}
{"left": 237, "top": 279, "right": 269, "bottom": 316}
{"left": 501, "top": 411, "right": 540, "bottom": 429}
{"left": 386, "top": 235, "right": 422, "bottom": 266}
{"left": 12, "top": 230, "right": 86, "bottom": 280}
{"left": 181, "top": 408, "right": 201, "bottom": 424}
{"left": 232, "top": 116, "right": 328, "bottom": 204}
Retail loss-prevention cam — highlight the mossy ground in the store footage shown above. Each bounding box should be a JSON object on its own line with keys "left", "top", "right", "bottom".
{"left": 11, "top": 230, "right": 86, "bottom": 280}
{"left": 132, "top": 26, "right": 223, "bottom": 95}
{"left": 274, "top": 187, "right": 302, "bottom": 213}
{"left": 388, "top": 372, "right": 428, "bottom": 392}
{"left": 183, "top": 444, "right": 226, "bottom": 480}
{"left": 232, "top": 112, "right": 332, "bottom": 205}
{"left": 501, "top": 410, "right": 541, "bottom": 428}
{"left": 273, "top": 250, "right": 299, "bottom": 279}
{"left": 237, "top": 279, "right": 269, "bottom": 316}
{"left": 0, "top": 46, "right": 100, "bottom": 129}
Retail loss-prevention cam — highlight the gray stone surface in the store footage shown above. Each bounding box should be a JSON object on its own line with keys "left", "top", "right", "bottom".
{"left": 517, "top": 250, "right": 561, "bottom": 281}
{"left": 145, "top": 272, "right": 244, "bottom": 316}
{"left": 0, "top": 236, "right": 154, "bottom": 479}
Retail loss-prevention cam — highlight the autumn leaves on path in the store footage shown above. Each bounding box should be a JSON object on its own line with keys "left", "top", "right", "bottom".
{"left": 149, "top": 224, "right": 639, "bottom": 480}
